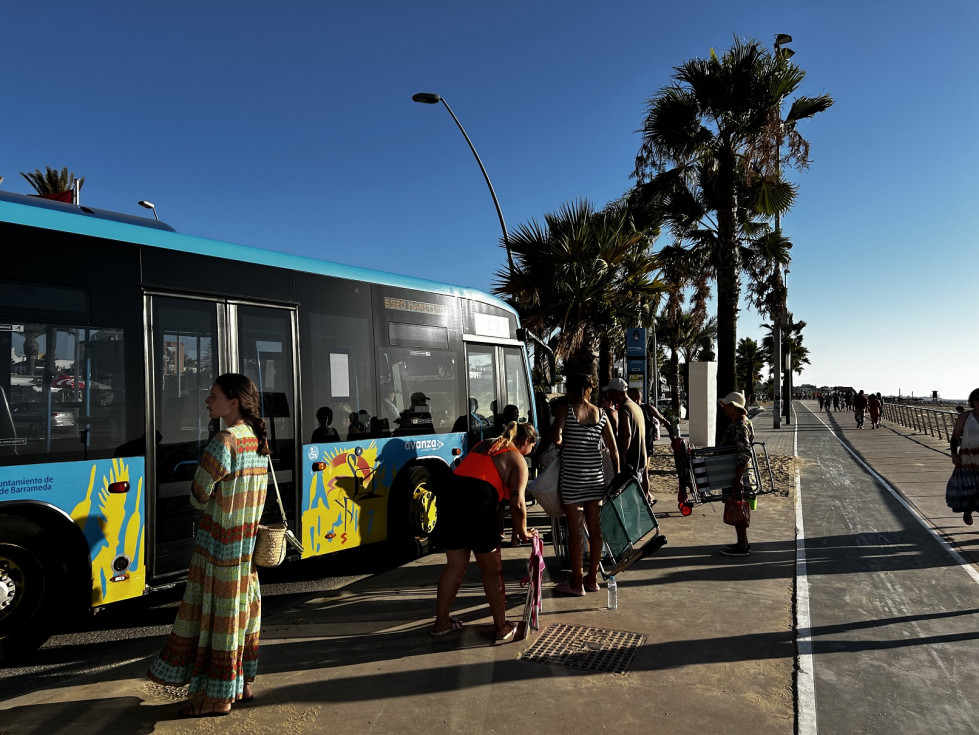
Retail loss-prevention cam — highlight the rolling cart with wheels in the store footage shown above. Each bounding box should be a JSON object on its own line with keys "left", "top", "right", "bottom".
{"left": 550, "top": 474, "right": 667, "bottom": 579}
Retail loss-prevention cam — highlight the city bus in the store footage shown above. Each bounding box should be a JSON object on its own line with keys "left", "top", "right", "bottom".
{"left": 0, "top": 190, "right": 540, "bottom": 662}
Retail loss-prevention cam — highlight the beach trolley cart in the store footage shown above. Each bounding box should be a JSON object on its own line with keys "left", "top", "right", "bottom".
{"left": 668, "top": 424, "right": 698, "bottom": 515}
{"left": 688, "top": 441, "right": 775, "bottom": 505}
{"left": 598, "top": 474, "right": 667, "bottom": 578}
{"left": 550, "top": 475, "right": 667, "bottom": 577}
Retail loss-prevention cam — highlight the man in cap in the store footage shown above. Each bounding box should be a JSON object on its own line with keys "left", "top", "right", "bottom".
{"left": 718, "top": 391, "right": 754, "bottom": 556}
{"left": 395, "top": 391, "right": 434, "bottom": 435}
{"left": 604, "top": 377, "right": 649, "bottom": 499}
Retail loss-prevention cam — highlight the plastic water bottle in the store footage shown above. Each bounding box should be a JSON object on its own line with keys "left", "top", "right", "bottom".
{"left": 607, "top": 575, "right": 618, "bottom": 610}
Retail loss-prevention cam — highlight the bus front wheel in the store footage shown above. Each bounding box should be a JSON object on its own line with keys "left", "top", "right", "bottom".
{"left": 0, "top": 517, "right": 62, "bottom": 664}
{"left": 387, "top": 465, "right": 438, "bottom": 560}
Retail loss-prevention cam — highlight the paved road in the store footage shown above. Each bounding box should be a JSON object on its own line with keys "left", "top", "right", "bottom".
{"left": 0, "top": 546, "right": 391, "bottom": 701}
{"left": 795, "top": 402, "right": 979, "bottom": 734}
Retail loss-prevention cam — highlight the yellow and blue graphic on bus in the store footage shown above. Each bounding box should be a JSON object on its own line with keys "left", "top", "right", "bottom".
{"left": 301, "top": 435, "right": 461, "bottom": 558}
{"left": 0, "top": 458, "right": 146, "bottom": 607}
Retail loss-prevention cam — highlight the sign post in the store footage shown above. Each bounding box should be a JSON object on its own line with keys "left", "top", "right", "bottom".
{"left": 626, "top": 327, "right": 647, "bottom": 398}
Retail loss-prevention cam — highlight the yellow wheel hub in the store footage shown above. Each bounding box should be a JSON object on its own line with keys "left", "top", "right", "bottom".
{"left": 410, "top": 482, "right": 438, "bottom": 537}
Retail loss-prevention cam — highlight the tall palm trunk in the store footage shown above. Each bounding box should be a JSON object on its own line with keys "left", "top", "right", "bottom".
{"left": 714, "top": 149, "right": 741, "bottom": 442}
{"left": 669, "top": 349, "right": 681, "bottom": 416}
{"left": 564, "top": 329, "right": 601, "bottom": 392}
{"left": 598, "top": 335, "right": 613, "bottom": 391}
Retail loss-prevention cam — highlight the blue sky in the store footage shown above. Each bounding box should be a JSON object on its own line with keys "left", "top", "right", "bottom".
{"left": 3, "top": 1, "right": 976, "bottom": 400}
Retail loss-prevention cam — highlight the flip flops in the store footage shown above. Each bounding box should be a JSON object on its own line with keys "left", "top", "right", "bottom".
{"left": 583, "top": 581, "right": 601, "bottom": 593}
{"left": 430, "top": 617, "right": 464, "bottom": 636}
{"left": 495, "top": 621, "right": 518, "bottom": 642}
{"left": 179, "top": 700, "right": 231, "bottom": 718}
{"left": 554, "top": 582, "right": 586, "bottom": 597}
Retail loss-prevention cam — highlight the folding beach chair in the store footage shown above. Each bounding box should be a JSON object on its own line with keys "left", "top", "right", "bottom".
{"left": 688, "top": 441, "right": 775, "bottom": 504}
{"left": 549, "top": 474, "right": 667, "bottom": 579}
{"left": 596, "top": 474, "right": 667, "bottom": 579}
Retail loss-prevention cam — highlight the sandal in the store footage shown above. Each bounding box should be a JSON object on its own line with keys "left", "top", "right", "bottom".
{"left": 583, "top": 580, "right": 601, "bottom": 593}
{"left": 179, "top": 699, "right": 231, "bottom": 718}
{"left": 495, "top": 621, "right": 518, "bottom": 642}
{"left": 430, "top": 618, "right": 464, "bottom": 636}
{"left": 554, "top": 582, "right": 586, "bottom": 597}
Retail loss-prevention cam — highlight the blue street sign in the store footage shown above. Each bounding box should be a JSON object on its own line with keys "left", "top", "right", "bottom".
{"left": 626, "top": 327, "right": 646, "bottom": 358}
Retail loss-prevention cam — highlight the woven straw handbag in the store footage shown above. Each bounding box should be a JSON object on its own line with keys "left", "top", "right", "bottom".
{"left": 254, "top": 457, "right": 289, "bottom": 568}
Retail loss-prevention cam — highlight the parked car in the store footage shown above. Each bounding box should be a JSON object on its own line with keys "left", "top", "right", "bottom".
{"left": 9, "top": 385, "right": 76, "bottom": 436}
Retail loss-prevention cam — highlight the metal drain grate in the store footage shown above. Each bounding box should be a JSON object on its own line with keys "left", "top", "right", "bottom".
{"left": 519, "top": 623, "right": 645, "bottom": 673}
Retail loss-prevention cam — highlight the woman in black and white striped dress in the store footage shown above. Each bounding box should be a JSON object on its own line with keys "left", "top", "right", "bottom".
{"left": 552, "top": 373, "right": 619, "bottom": 596}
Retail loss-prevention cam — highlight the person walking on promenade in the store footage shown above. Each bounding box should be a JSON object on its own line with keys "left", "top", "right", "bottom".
{"left": 868, "top": 392, "right": 882, "bottom": 428}
{"left": 818, "top": 393, "right": 824, "bottom": 410}
{"left": 718, "top": 392, "right": 754, "bottom": 557}
{"left": 148, "top": 373, "right": 269, "bottom": 718}
{"left": 854, "top": 389, "right": 869, "bottom": 429}
{"left": 629, "top": 386, "right": 669, "bottom": 500}
{"left": 431, "top": 421, "right": 538, "bottom": 641}
{"left": 553, "top": 373, "right": 619, "bottom": 596}
{"left": 832, "top": 392, "right": 840, "bottom": 411}
{"left": 607, "top": 378, "right": 648, "bottom": 496}
{"left": 946, "top": 388, "right": 979, "bottom": 526}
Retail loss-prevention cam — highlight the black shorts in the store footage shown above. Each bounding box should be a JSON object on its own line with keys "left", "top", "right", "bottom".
{"left": 432, "top": 474, "right": 502, "bottom": 554}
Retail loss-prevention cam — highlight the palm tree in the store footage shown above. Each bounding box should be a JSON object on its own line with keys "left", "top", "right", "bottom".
{"left": 736, "top": 337, "right": 765, "bottom": 400}
{"left": 20, "top": 166, "right": 84, "bottom": 197}
{"left": 761, "top": 319, "right": 810, "bottom": 378}
{"left": 494, "top": 199, "right": 664, "bottom": 384}
{"left": 654, "top": 307, "right": 714, "bottom": 417}
{"left": 634, "top": 38, "right": 832, "bottom": 434}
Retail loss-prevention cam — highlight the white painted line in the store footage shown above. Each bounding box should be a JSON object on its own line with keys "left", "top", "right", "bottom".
{"left": 803, "top": 403, "right": 979, "bottom": 587}
{"left": 793, "top": 404, "right": 818, "bottom": 735}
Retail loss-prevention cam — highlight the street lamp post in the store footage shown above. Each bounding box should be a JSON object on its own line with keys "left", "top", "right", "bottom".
{"left": 138, "top": 200, "right": 160, "bottom": 221}
{"left": 771, "top": 33, "right": 793, "bottom": 429}
{"left": 411, "top": 92, "right": 513, "bottom": 277}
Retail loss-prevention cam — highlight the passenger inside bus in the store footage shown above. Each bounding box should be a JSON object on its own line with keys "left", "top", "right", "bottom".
{"left": 501, "top": 404, "right": 520, "bottom": 424}
{"left": 394, "top": 392, "right": 434, "bottom": 436}
{"left": 452, "top": 398, "right": 490, "bottom": 439}
{"left": 346, "top": 411, "right": 365, "bottom": 440}
{"left": 380, "top": 382, "right": 400, "bottom": 431}
{"left": 310, "top": 406, "right": 340, "bottom": 443}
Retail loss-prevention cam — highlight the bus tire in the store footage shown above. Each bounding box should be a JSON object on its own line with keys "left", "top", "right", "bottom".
{"left": 0, "top": 516, "right": 64, "bottom": 664}
{"left": 387, "top": 465, "right": 438, "bottom": 561}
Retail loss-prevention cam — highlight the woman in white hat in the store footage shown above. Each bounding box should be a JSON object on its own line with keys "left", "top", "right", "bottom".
{"left": 718, "top": 392, "right": 753, "bottom": 556}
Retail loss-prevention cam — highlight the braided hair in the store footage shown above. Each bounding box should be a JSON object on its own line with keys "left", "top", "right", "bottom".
{"left": 213, "top": 373, "right": 270, "bottom": 456}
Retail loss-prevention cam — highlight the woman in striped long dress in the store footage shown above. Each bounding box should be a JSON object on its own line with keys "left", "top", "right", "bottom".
{"left": 552, "top": 373, "right": 619, "bottom": 596}
{"left": 148, "top": 373, "right": 269, "bottom": 718}
{"left": 947, "top": 388, "right": 979, "bottom": 525}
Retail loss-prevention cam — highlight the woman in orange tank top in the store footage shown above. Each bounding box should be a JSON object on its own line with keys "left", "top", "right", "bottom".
{"left": 430, "top": 421, "right": 538, "bottom": 641}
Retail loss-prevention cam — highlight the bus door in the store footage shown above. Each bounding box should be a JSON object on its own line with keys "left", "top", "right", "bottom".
{"left": 146, "top": 295, "right": 298, "bottom": 581}
{"left": 463, "top": 341, "right": 534, "bottom": 446}
{"left": 231, "top": 302, "right": 298, "bottom": 547}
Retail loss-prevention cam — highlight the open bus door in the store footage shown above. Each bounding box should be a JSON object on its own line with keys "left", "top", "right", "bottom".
{"left": 463, "top": 342, "right": 535, "bottom": 445}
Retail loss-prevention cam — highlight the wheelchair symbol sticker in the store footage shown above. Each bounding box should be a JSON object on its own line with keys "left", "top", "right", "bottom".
{"left": 307, "top": 445, "right": 319, "bottom": 461}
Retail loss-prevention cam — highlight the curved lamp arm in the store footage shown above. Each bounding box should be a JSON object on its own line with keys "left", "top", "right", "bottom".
{"left": 412, "top": 92, "right": 513, "bottom": 277}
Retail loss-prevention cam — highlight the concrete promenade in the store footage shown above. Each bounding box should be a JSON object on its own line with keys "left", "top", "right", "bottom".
{"left": 0, "top": 401, "right": 963, "bottom": 735}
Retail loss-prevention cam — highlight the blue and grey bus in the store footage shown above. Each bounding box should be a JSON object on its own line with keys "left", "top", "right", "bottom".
{"left": 0, "top": 190, "right": 538, "bottom": 662}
